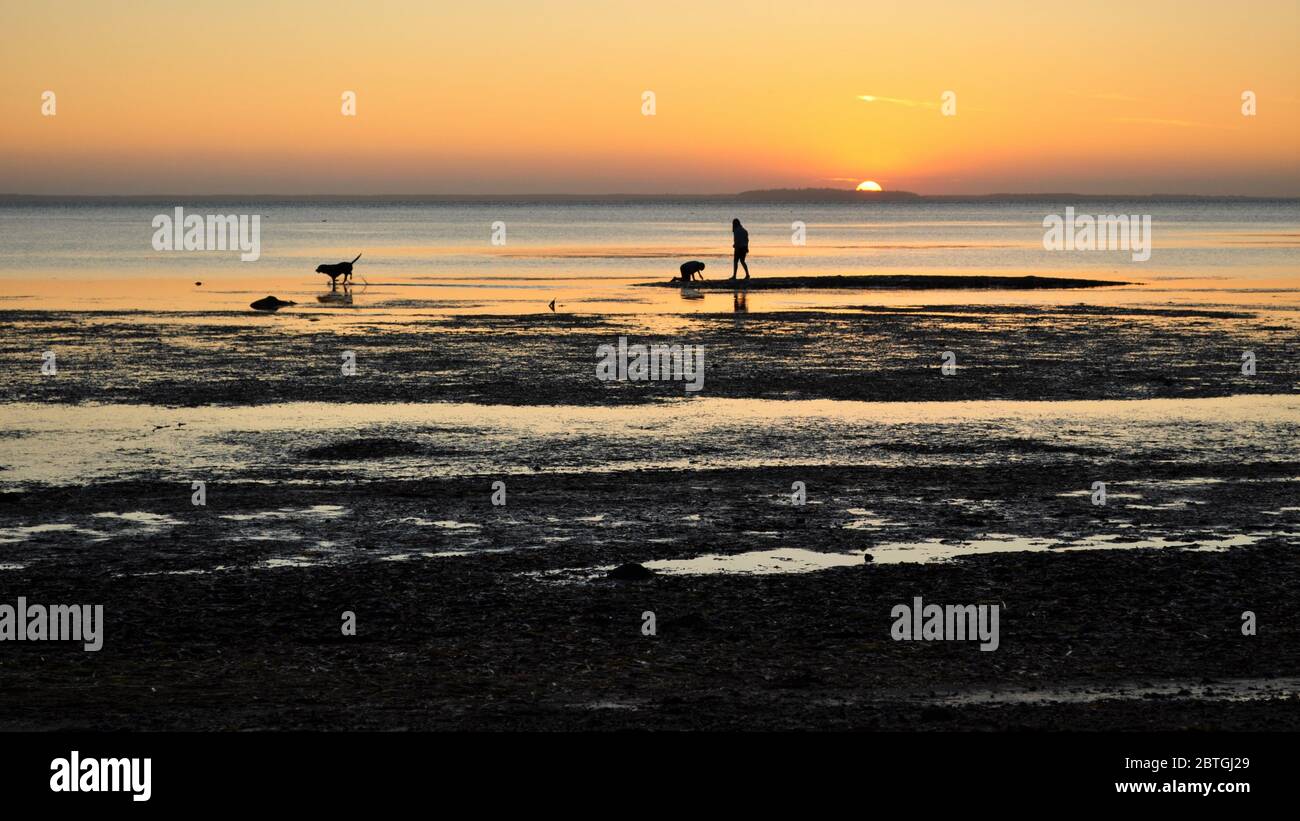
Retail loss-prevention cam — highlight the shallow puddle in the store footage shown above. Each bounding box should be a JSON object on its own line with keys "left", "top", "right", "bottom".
{"left": 219, "top": 505, "right": 348, "bottom": 521}
{"left": 645, "top": 548, "right": 866, "bottom": 575}
{"left": 537, "top": 529, "right": 1295, "bottom": 581}
{"left": 1, "top": 395, "right": 1296, "bottom": 485}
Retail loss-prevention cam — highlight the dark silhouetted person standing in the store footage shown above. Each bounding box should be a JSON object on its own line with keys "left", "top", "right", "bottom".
{"left": 730, "top": 218, "right": 750, "bottom": 280}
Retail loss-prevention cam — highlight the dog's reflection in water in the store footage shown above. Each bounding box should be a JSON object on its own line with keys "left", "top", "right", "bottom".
{"left": 316, "top": 282, "right": 355, "bottom": 307}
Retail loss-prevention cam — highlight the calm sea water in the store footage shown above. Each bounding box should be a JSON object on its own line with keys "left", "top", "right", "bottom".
{"left": 1, "top": 200, "right": 1296, "bottom": 313}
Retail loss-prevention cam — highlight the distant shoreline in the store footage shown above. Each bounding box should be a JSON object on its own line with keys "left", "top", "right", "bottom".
{"left": 637, "top": 274, "right": 1133, "bottom": 291}
{"left": 1, "top": 190, "right": 1296, "bottom": 205}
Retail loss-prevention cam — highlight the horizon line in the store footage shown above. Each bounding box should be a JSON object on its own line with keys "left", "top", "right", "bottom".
{"left": 3, "top": 190, "right": 1298, "bottom": 202}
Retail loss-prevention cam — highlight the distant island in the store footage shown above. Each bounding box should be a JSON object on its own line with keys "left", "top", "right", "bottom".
{"left": 737, "top": 188, "right": 923, "bottom": 202}
{"left": 733, "top": 189, "right": 1298, "bottom": 204}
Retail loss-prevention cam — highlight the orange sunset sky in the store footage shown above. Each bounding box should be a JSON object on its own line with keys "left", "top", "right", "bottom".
{"left": 2, "top": 0, "right": 1297, "bottom": 195}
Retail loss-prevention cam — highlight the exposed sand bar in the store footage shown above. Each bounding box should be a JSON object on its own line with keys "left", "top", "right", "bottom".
{"left": 2, "top": 304, "right": 1291, "bottom": 406}
{"left": 637, "top": 274, "right": 1133, "bottom": 290}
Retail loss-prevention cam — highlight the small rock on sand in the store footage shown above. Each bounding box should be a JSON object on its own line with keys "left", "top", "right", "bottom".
{"left": 608, "top": 562, "right": 655, "bottom": 581}
{"left": 250, "top": 296, "right": 296, "bottom": 312}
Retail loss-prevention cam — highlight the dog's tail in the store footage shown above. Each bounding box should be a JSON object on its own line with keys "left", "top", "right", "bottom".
{"left": 351, "top": 253, "right": 362, "bottom": 264}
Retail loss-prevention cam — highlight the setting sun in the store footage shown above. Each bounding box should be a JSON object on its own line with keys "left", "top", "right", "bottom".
{"left": 856, "top": 181, "right": 883, "bottom": 192}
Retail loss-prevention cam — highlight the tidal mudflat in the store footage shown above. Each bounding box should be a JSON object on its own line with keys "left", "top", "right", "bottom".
{"left": 1, "top": 303, "right": 1295, "bottom": 406}
{"left": 0, "top": 300, "right": 1296, "bottom": 730}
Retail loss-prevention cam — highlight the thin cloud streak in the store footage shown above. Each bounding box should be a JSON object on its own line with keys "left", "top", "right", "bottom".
{"left": 857, "top": 95, "right": 938, "bottom": 109}
{"left": 1112, "top": 117, "right": 1241, "bottom": 131}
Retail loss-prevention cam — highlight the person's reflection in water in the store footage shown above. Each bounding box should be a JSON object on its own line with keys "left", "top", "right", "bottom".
{"left": 733, "top": 288, "right": 748, "bottom": 313}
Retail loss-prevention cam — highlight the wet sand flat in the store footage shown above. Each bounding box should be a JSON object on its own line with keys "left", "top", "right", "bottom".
{"left": 0, "top": 300, "right": 1296, "bottom": 730}
{"left": 0, "top": 462, "right": 1296, "bottom": 730}
{"left": 1, "top": 394, "right": 1298, "bottom": 729}
{"left": 1, "top": 304, "right": 1295, "bottom": 406}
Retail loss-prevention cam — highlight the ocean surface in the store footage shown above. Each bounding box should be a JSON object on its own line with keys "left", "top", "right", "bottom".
{"left": 1, "top": 200, "right": 1297, "bottom": 315}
